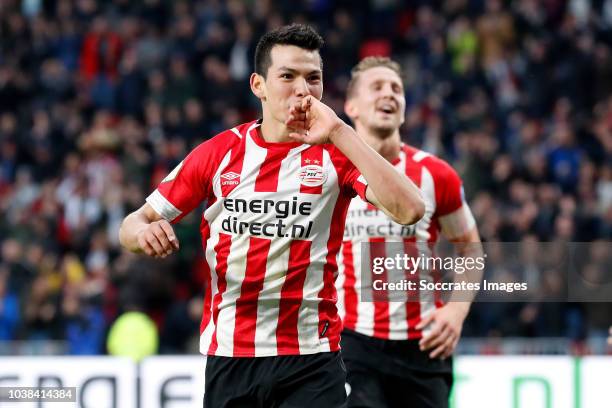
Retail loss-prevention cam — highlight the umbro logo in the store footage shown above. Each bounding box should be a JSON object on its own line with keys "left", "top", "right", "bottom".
{"left": 221, "top": 172, "right": 240, "bottom": 180}
{"left": 221, "top": 171, "right": 240, "bottom": 186}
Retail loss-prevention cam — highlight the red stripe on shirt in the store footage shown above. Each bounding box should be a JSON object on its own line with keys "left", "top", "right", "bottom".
{"left": 233, "top": 237, "right": 271, "bottom": 356}
{"left": 370, "top": 237, "right": 389, "bottom": 338}
{"left": 199, "top": 216, "right": 212, "bottom": 336}
{"left": 255, "top": 148, "right": 290, "bottom": 192}
{"left": 404, "top": 146, "right": 426, "bottom": 338}
{"left": 276, "top": 240, "right": 311, "bottom": 354}
{"left": 208, "top": 233, "right": 232, "bottom": 355}
{"left": 300, "top": 146, "right": 324, "bottom": 194}
{"left": 404, "top": 150, "right": 423, "bottom": 187}
{"left": 341, "top": 240, "right": 358, "bottom": 330}
{"left": 426, "top": 221, "right": 443, "bottom": 308}
{"left": 403, "top": 238, "right": 422, "bottom": 339}
{"left": 430, "top": 241, "right": 444, "bottom": 309}
{"left": 220, "top": 138, "right": 246, "bottom": 197}
{"left": 318, "top": 195, "right": 352, "bottom": 351}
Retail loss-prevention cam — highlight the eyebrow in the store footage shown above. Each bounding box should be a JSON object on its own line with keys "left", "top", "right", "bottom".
{"left": 371, "top": 78, "right": 403, "bottom": 87}
{"left": 277, "top": 66, "right": 322, "bottom": 76}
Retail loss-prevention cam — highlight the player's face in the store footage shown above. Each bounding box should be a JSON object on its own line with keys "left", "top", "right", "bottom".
{"left": 346, "top": 66, "right": 405, "bottom": 135}
{"left": 253, "top": 45, "right": 323, "bottom": 125}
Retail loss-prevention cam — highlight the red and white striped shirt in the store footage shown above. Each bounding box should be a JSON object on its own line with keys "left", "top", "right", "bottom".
{"left": 147, "top": 120, "right": 368, "bottom": 357}
{"left": 337, "top": 144, "right": 475, "bottom": 340}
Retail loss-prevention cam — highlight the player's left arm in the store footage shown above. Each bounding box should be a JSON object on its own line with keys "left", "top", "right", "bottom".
{"left": 286, "top": 96, "right": 425, "bottom": 225}
{"left": 333, "top": 124, "right": 424, "bottom": 225}
{"left": 417, "top": 224, "right": 482, "bottom": 359}
{"left": 416, "top": 165, "right": 484, "bottom": 359}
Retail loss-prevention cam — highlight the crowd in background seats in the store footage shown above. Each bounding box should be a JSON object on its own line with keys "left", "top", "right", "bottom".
{"left": 0, "top": 0, "right": 611, "bottom": 355}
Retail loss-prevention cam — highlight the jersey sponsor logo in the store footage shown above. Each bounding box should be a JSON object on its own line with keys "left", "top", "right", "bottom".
{"left": 221, "top": 171, "right": 240, "bottom": 186}
{"left": 344, "top": 221, "right": 416, "bottom": 239}
{"left": 221, "top": 196, "right": 315, "bottom": 238}
{"left": 343, "top": 209, "right": 416, "bottom": 239}
{"left": 298, "top": 165, "right": 327, "bottom": 187}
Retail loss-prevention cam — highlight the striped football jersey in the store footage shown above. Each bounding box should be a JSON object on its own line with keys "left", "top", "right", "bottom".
{"left": 147, "top": 120, "right": 368, "bottom": 357}
{"left": 337, "top": 144, "right": 475, "bottom": 340}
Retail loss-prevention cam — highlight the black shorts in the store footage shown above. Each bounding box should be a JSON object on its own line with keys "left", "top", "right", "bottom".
{"left": 204, "top": 351, "right": 347, "bottom": 408}
{"left": 341, "top": 329, "right": 453, "bottom": 408}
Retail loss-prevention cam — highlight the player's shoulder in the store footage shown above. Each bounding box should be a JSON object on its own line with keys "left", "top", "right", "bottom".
{"left": 321, "top": 143, "right": 344, "bottom": 161}
{"left": 402, "top": 144, "right": 460, "bottom": 182}
{"left": 322, "top": 144, "right": 355, "bottom": 173}
{"left": 190, "top": 120, "right": 255, "bottom": 157}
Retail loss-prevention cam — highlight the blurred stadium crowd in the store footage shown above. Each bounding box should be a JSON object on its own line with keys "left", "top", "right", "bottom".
{"left": 0, "top": 0, "right": 611, "bottom": 355}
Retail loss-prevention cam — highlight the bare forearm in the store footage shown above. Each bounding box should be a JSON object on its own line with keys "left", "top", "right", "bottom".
{"left": 119, "top": 210, "right": 149, "bottom": 253}
{"left": 448, "top": 231, "right": 484, "bottom": 308}
{"left": 330, "top": 123, "right": 424, "bottom": 224}
{"left": 119, "top": 203, "right": 179, "bottom": 258}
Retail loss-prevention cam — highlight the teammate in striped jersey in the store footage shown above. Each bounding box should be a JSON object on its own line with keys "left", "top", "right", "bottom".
{"left": 119, "top": 26, "right": 424, "bottom": 407}
{"left": 337, "top": 57, "right": 482, "bottom": 407}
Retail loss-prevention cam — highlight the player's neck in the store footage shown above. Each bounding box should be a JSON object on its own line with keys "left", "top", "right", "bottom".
{"left": 259, "top": 112, "right": 294, "bottom": 144}
{"left": 357, "top": 125, "right": 402, "bottom": 163}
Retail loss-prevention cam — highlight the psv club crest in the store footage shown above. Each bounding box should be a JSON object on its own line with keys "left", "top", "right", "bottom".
{"left": 298, "top": 164, "right": 327, "bottom": 187}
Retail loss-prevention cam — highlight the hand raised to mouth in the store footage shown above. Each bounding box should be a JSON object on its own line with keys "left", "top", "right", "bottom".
{"left": 285, "top": 96, "right": 350, "bottom": 145}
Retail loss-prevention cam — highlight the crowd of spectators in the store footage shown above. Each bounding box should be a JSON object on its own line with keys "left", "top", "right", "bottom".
{"left": 0, "top": 0, "right": 611, "bottom": 355}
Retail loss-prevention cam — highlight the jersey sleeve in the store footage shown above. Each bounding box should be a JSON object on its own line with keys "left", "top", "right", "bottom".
{"left": 146, "top": 142, "right": 216, "bottom": 223}
{"left": 433, "top": 160, "right": 463, "bottom": 217}
{"left": 432, "top": 160, "right": 476, "bottom": 239}
{"left": 328, "top": 146, "right": 368, "bottom": 201}
{"left": 438, "top": 203, "right": 476, "bottom": 240}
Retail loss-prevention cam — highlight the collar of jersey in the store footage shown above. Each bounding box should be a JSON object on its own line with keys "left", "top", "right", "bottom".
{"left": 248, "top": 119, "right": 305, "bottom": 150}
{"left": 387, "top": 142, "right": 404, "bottom": 166}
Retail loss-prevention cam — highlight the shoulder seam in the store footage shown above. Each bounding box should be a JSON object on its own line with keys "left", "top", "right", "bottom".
{"left": 412, "top": 150, "right": 431, "bottom": 163}
{"left": 230, "top": 127, "right": 242, "bottom": 139}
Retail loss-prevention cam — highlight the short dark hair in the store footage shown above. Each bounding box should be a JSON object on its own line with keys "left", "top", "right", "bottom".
{"left": 254, "top": 24, "right": 324, "bottom": 77}
{"left": 346, "top": 56, "right": 403, "bottom": 99}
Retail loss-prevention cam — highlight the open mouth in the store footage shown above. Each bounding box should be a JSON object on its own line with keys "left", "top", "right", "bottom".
{"left": 376, "top": 103, "right": 397, "bottom": 114}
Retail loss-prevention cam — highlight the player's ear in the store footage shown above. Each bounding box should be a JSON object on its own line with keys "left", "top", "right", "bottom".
{"left": 344, "top": 98, "right": 358, "bottom": 120}
{"left": 250, "top": 73, "right": 266, "bottom": 101}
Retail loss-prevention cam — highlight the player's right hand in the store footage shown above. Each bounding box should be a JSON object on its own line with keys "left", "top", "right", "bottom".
{"left": 136, "top": 220, "right": 180, "bottom": 258}
{"left": 285, "top": 96, "right": 347, "bottom": 145}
